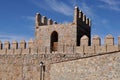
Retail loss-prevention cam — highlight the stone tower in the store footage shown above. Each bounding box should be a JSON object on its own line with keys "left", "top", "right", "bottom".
{"left": 0, "top": 6, "right": 120, "bottom": 80}
{"left": 35, "top": 6, "right": 91, "bottom": 53}
{"left": 74, "top": 6, "right": 91, "bottom": 46}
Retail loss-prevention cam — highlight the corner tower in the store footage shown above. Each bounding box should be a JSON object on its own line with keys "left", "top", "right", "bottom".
{"left": 73, "top": 6, "right": 91, "bottom": 46}
{"left": 34, "top": 6, "right": 91, "bottom": 53}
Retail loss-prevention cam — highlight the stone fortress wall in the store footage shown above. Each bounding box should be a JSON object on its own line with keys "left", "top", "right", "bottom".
{"left": 50, "top": 51, "right": 120, "bottom": 80}
{"left": 0, "top": 6, "right": 120, "bottom": 80}
{"left": 0, "top": 35, "right": 119, "bottom": 55}
{"left": 35, "top": 6, "right": 91, "bottom": 49}
{"left": 0, "top": 35, "right": 120, "bottom": 80}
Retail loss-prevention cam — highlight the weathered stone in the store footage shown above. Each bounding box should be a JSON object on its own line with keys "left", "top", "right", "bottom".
{"left": 0, "top": 6, "right": 119, "bottom": 80}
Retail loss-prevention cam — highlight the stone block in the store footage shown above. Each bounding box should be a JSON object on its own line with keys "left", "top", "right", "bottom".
{"left": 7, "top": 49, "right": 14, "bottom": 54}
{"left": 84, "top": 46, "right": 95, "bottom": 55}
{"left": 105, "top": 34, "right": 114, "bottom": 46}
{"left": 106, "top": 45, "right": 118, "bottom": 52}
{"left": 0, "top": 49, "right": 6, "bottom": 54}
{"left": 12, "top": 40, "right": 18, "bottom": 49}
{"left": 14, "top": 49, "right": 22, "bottom": 54}
{"left": 92, "top": 35, "right": 101, "bottom": 46}
{"left": 95, "top": 46, "right": 106, "bottom": 54}
{"left": 20, "top": 40, "right": 26, "bottom": 49}
{"left": 4, "top": 41, "right": 10, "bottom": 49}
{"left": 80, "top": 35, "right": 89, "bottom": 46}
{"left": 22, "top": 49, "right": 30, "bottom": 54}
{"left": 76, "top": 46, "right": 84, "bottom": 53}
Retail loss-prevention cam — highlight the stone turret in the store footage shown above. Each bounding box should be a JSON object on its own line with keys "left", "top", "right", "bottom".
{"left": 79, "top": 10, "right": 83, "bottom": 19}
{"left": 74, "top": 6, "right": 79, "bottom": 24}
{"left": 0, "top": 6, "right": 120, "bottom": 80}
{"left": 83, "top": 14, "right": 86, "bottom": 22}
{"left": 4, "top": 41, "right": 10, "bottom": 49}
{"left": 88, "top": 19, "right": 91, "bottom": 27}
{"left": 92, "top": 35, "right": 101, "bottom": 46}
{"left": 48, "top": 19, "right": 53, "bottom": 25}
{"left": 12, "top": 40, "right": 18, "bottom": 49}
{"left": 35, "top": 13, "right": 41, "bottom": 28}
{"left": 20, "top": 40, "right": 26, "bottom": 49}
{"left": 86, "top": 18, "right": 89, "bottom": 25}
{"left": 73, "top": 6, "right": 91, "bottom": 27}
{"left": 105, "top": 34, "right": 114, "bottom": 46}
{"left": 28, "top": 39, "right": 34, "bottom": 48}
{"left": 80, "top": 35, "right": 89, "bottom": 46}
{"left": 73, "top": 6, "right": 91, "bottom": 46}
{"left": 42, "top": 16, "right": 47, "bottom": 25}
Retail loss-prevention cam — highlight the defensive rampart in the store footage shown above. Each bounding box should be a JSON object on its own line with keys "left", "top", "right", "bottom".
{"left": 0, "top": 34, "right": 119, "bottom": 55}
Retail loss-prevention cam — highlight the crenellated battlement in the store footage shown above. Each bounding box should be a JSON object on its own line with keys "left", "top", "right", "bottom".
{"left": 0, "top": 39, "right": 34, "bottom": 54}
{"left": 0, "top": 7, "right": 118, "bottom": 56}
{"left": 76, "top": 35, "right": 119, "bottom": 54}
{"left": 0, "top": 5, "right": 120, "bottom": 80}
{"left": 35, "top": 6, "right": 91, "bottom": 47}
{"left": 35, "top": 6, "right": 91, "bottom": 29}
{"left": 73, "top": 6, "right": 91, "bottom": 26}
{"left": 35, "top": 13, "right": 57, "bottom": 29}
{"left": 0, "top": 35, "right": 119, "bottom": 56}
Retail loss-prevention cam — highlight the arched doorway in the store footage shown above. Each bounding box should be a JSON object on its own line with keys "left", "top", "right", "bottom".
{"left": 50, "top": 31, "right": 58, "bottom": 52}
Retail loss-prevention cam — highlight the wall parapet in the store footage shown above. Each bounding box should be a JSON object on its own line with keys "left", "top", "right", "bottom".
{"left": 0, "top": 39, "right": 34, "bottom": 54}
{"left": 0, "top": 35, "right": 120, "bottom": 55}
{"left": 73, "top": 6, "right": 91, "bottom": 26}
{"left": 35, "top": 13, "right": 57, "bottom": 28}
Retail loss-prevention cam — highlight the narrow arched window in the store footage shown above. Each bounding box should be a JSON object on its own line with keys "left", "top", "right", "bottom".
{"left": 50, "top": 31, "right": 58, "bottom": 52}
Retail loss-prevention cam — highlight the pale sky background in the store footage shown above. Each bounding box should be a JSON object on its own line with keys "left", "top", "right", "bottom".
{"left": 0, "top": 0, "right": 120, "bottom": 44}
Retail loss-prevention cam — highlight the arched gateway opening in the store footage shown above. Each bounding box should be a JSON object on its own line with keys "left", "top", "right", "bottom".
{"left": 50, "top": 31, "right": 58, "bottom": 52}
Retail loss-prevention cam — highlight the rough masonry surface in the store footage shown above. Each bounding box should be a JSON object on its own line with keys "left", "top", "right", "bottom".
{"left": 0, "top": 6, "right": 120, "bottom": 80}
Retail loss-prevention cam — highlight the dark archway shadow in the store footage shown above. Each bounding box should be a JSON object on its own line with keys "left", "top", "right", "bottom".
{"left": 50, "top": 31, "right": 58, "bottom": 52}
